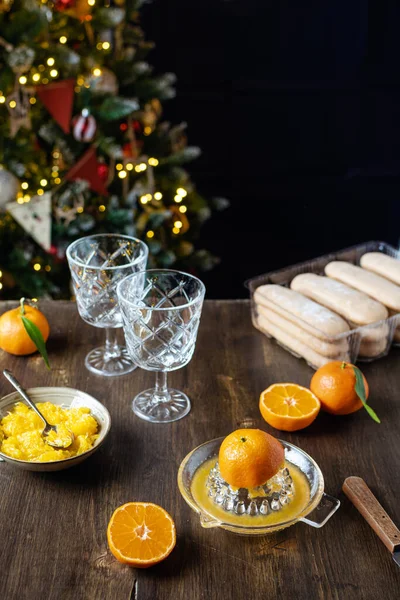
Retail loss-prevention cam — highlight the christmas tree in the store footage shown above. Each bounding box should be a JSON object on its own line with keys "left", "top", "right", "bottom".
{"left": 0, "top": 0, "right": 228, "bottom": 299}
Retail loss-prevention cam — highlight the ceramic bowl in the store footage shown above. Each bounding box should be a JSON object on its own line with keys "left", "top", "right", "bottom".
{"left": 178, "top": 437, "right": 340, "bottom": 535}
{"left": 0, "top": 387, "right": 111, "bottom": 472}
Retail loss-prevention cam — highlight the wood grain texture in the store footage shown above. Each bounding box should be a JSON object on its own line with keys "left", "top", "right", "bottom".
{"left": 343, "top": 476, "right": 400, "bottom": 553}
{"left": 0, "top": 300, "right": 399, "bottom": 600}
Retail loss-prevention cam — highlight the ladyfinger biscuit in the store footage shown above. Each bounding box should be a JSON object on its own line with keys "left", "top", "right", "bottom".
{"left": 291, "top": 273, "right": 388, "bottom": 326}
{"left": 325, "top": 261, "right": 400, "bottom": 312}
{"left": 359, "top": 337, "right": 388, "bottom": 358}
{"left": 254, "top": 284, "right": 350, "bottom": 339}
{"left": 257, "top": 313, "right": 350, "bottom": 369}
{"left": 360, "top": 252, "right": 400, "bottom": 286}
{"left": 257, "top": 304, "right": 349, "bottom": 357}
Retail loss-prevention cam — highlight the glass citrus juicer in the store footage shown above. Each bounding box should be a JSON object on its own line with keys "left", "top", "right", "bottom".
{"left": 178, "top": 431, "right": 340, "bottom": 535}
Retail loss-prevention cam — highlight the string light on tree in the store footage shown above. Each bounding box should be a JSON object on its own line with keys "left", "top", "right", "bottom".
{"left": 174, "top": 194, "right": 182, "bottom": 203}
{"left": 33, "top": 263, "right": 41, "bottom": 271}
{"left": 179, "top": 205, "right": 187, "bottom": 213}
{"left": 98, "top": 205, "right": 106, "bottom": 212}
{"left": 148, "top": 157, "right": 159, "bottom": 166}
{"left": 118, "top": 170, "right": 127, "bottom": 179}
{"left": 154, "top": 192, "right": 162, "bottom": 200}
{"left": 47, "top": 58, "right": 55, "bottom": 66}
{"left": 146, "top": 230, "right": 154, "bottom": 238}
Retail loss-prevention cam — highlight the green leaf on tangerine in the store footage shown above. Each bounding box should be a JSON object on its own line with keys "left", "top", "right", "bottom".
{"left": 353, "top": 366, "right": 380, "bottom": 423}
{"left": 21, "top": 316, "right": 51, "bottom": 370}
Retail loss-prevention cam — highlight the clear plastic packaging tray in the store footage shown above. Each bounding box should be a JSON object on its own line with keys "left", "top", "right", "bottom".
{"left": 245, "top": 241, "right": 400, "bottom": 369}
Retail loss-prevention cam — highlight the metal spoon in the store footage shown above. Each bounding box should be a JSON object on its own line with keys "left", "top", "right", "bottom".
{"left": 2, "top": 370, "right": 74, "bottom": 449}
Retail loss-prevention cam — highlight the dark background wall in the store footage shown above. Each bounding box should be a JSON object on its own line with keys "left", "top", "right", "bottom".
{"left": 143, "top": 0, "right": 400, "bottom": 298}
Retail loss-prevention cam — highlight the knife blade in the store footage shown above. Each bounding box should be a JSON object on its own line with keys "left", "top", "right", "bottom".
{"left": 343, "top": 476, "right": 400, "bottom": 568}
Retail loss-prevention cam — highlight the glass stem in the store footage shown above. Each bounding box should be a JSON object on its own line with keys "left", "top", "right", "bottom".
{"left": 104, "top": 328, "right": 121, "bottom": 361}
{"left": 153, "top": 371, "right": 171, "bottom": 403}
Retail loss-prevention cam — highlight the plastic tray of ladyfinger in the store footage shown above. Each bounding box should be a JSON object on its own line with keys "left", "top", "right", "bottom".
{"left": 245, "top": 241, "right": 400, "bottom": 369}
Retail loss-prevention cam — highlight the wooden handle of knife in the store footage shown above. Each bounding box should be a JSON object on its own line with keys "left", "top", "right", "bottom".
{"left": 343, "top": 476, "right": 400, "bottom": 553}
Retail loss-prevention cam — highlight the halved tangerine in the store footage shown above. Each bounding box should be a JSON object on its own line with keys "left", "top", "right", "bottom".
{"left": 107, "top": 502, "right": 176, "bottom": 568}
{"left": 259, "top": 383, "right": 321, "bottom": 432}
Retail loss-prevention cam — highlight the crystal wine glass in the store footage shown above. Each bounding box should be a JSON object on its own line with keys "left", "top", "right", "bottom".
{"left": 117, "top": 269, "right": 206, "bottom": 423}
{"left": 66, "top": 233, "right": 148, "bottom": 377}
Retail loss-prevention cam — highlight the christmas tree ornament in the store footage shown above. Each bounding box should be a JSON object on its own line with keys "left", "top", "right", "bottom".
{"left": 6, "top": 192, "right": 52, "bottom": 251}
{"left": 142, "top": 103, "right": 158, "bottom": 132}
{"left": 36, "top": 79, "right": 75, "bottom": 134}
{"left": 54, "top": 0, "right": 76, "bottom": 9}
{"left": 55, "top": 0, "right": 91, "bottom": 19}
{"left": 65, "top": 147, "right": 109, "bottom": 196}
{"left": 122, "top": 142, "right": 142, "bottom": 159}
{"left": 0, "top": 0, "right": 13, "bottom": 12}
{"left": 7, "top": 46, "right": 35, "bottom": 74}
{"left": 150, "top": 98, "right": 162, "bottom": 118}
{"left": 0, "top": 168, "right": 20, "bottom": 208}
{"left": 54, "top": 194, "right": 84, "bottom": 227}
{"left": 72, "top": 109, "right": 97, "bottom": 142}
{"left": 88, "top": 68, "right": 118, "bottom": 95}
{"left": 6, "top": 84, "right": 34, "bottom": 137}
{"left": 97, "top": 162, "right": 109, "bottom": 182}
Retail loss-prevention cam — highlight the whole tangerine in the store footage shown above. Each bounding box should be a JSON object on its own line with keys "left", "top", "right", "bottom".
{"left": 310, "top": 361, "right": 368, "bottom": 415}
{"left": 0, "top": 300, "right": 50, "bottom": 356}
{"left": 219, "top": 428, "right": 284, "bottom": 489}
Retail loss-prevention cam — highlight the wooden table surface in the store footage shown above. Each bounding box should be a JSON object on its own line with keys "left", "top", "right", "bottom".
{"left": 1, "top": 300, "right": 400, "bottom": 600}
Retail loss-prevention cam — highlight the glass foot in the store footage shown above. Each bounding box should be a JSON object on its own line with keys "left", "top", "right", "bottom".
{"left": 132, "top": 388, "right": 191, "bottom": 423}
{"left": 85, "top": 345, "right": 137, "bottom": 377}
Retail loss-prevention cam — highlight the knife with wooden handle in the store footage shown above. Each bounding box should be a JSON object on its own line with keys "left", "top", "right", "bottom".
{"left": 343, "top": 476, "right": 400, "bottom": 568}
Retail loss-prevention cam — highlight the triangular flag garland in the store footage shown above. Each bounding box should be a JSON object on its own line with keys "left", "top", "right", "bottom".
{"left": 65, "top": 146, "right": 109, "bottom": 196}
{"left": 6, "top": 192, "right": 52, "bottom": 252}
{"left": 36, "top": 79, "right": 75, "bottom": 134}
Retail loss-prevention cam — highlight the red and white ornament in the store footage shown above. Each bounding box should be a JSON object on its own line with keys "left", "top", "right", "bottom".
{"left": 72, "top": 109, "right": 97, "bottom": 143}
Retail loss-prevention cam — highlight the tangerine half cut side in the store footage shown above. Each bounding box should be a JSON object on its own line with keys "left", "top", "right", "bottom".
{"left": 259, "top": 383, "right": 321, "bottom": 432}
{"left": 107, "top": 502, "right": 176, "bottom": 568}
